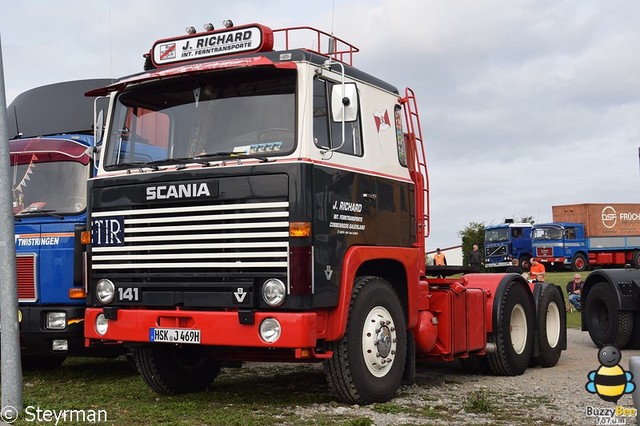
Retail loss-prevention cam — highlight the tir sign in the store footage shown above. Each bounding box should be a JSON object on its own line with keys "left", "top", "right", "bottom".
{"left": 92, "top": 217, "right": 125, "bottom": 247}
{"left": 151, "top": 24, "right": 274, "bottom": 67}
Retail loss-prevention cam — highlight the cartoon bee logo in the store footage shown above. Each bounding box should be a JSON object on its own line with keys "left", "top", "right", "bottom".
{"left": 586, "top": 345, "right": 635, "bottom": 403}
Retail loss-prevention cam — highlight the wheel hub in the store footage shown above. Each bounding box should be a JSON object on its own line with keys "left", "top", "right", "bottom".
{"left": 362, "top": 307, "right": 397, "bottom": 377}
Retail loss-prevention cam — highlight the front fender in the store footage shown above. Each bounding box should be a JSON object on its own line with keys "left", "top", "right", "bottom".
{"left": 583, "top": 269, "right": 640, "bottom": 313}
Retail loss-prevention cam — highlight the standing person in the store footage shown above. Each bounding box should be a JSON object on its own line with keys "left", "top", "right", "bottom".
{"left": 434, "top": 248, "right": 447, "bottom": 278}
{"left": 468, "top": 244, "right": 483, "bottom": 272}
{"left": 566, "top": 273, "right": 584, "bottom": 311}
{"left": 529, "top": 258, "right": 546, "bottom": 282}
{"left": 505, "top": 258, "right": 523, "bottom": 274}
{"left": 434, "top": 248, "right": 447, "bottom": 266}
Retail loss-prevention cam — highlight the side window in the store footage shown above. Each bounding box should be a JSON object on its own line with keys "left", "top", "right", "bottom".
{"left": 313, "top": 79, "right": 363, "bottom": 156}
{"left": 395, "top": 106, "right": 407, "bottom": 167}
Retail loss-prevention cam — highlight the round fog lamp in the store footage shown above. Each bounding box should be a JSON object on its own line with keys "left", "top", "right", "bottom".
{"left": 259, "top": 318, "right": 281, "bottom": 343}
{"left": 96, "top": 279, "right": 115, "bottom": 304}
{"left": 262, "top": 278, "right": 286, "bottom": 307}
{"left": 95, "top": 313, "right": 109, "bottom": 336}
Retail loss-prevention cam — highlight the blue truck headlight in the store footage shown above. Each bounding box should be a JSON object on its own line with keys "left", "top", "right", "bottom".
{"left": 46, "top": 312, "right": 67, "bottom": 330}
{"left": 96, "top": 279, "right": 115, "bottom": 304}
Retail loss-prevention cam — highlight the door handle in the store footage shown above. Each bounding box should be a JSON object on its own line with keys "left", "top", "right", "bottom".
{"left": 362, "top": 193, "right": 377, "bottom": 200}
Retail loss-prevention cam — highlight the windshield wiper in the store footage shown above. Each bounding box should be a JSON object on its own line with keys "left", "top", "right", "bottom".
{"left": 195, "top": 152, "right": 272, "bottom": 163}
{"left": 16, "top": 210, "right": 65, "bottom": 220}
{"left": 115, "top": 161, "right": 159, "bottom": 171}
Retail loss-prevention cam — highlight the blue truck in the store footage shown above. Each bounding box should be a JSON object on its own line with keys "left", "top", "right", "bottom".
{"left": 484, "top": 221, "right": 533, "bottom": 270}
{"left": 4, "top": 79, "right": 122, "bottom": 368}
{"left": 531, "top": 203, "right": 640, "bottom": 272}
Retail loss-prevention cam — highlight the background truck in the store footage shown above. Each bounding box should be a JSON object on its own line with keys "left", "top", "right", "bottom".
{"left": 484, "top": 221, "right": 533, "bottom": 270}
{"left": 82, "top": 22, "right": 566, "bottom": 404}
{"left": 531, "top": 203, "right": 640, "bottom": 272}
{"left": 2, "top": 79, "right": 123, "bottom": 369}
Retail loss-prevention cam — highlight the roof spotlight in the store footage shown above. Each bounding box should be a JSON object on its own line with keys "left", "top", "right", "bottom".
{"left": 185, "top": 26, "right": 197, "bottom": 35}
{"left": 223, "top": 19, "right": 234, "bottom": 28}
{"left": 204, "top": 23, "right": 215, "bottom": 31}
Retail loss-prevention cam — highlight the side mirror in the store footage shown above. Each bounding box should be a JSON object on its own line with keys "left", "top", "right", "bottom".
{"left": 331, "top": 83, "right": 358, "bottom": 122}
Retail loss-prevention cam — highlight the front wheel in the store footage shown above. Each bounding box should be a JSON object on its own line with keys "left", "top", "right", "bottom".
{"left": 486, "top": 281, "right": 535, "bottom": 376}
{"left": 134, "top": 344, "right": 221, "bottom": 394}
{"left": 584, "top": 282, "right": 632, "bottom": 348}
{"left": 531, "top": 283, "right": 566, "bottom": 367}
{"left": 324, "top": 276, "right": 407, "bottom": 404}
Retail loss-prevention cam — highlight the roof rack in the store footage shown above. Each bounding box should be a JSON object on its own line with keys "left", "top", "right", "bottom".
{"left": 273, "top": 26, "right": 359, "bottom": 66}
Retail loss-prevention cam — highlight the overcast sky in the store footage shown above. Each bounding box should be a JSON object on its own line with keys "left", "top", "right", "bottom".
{"left": 1, "top": 0, "right": 639, "bottom": 249}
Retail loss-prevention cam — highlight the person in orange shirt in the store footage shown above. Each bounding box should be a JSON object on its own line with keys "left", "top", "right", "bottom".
{"left": 529, "top": 258, "right": 545, "bottom": 282}
{"left": 433, "top": 248, "right": 447, "bottom": 278}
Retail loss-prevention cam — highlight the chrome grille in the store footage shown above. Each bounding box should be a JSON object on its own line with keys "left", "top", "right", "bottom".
{"left": 91, "top": 201, "right": 289, "bottom": 272}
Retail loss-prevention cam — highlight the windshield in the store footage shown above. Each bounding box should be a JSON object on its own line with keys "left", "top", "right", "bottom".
{"left": 532, "top": 227, "right": 563, "bottom": 240}
{"left": 104, "top": 68, "right": 296, "bottom": 168}
{"left": 485, "top": 228, "right": 509, "bottom": 243}
{"left": 12, "top": 159, "right": 88, "bottom": 216}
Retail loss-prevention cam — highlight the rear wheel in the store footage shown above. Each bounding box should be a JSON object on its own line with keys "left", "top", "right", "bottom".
{"left": 572, "top": 253, "right": 588, "bottom": 272}
{"left": 519, "top": 256, "right": 531, "bottom": 270}
{"left": 531, "top": 283, "right": 565, "bottom": 367}
{"left": 324, "top": 276, "right": 407, "bottom": 404}
{"left": 584, "top": 282, "right": 632, "bottom": 348}
{"left": 134, "top": 344, "right": 221, "bottom": 394}
{"left": 486, "top": 281, "right": 534, "bottom": 376}
{"left": 632, "top": 251, "right": 640, "bottom": 269}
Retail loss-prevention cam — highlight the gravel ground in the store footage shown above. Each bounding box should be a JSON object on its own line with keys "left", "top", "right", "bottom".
{"left": 293, "top": 328, "right": 640, "bottom": 425}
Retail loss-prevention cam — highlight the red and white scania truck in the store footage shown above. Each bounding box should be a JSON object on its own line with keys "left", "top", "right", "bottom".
{"left": 83, "top": 22, "right": 567, "bottom": 403}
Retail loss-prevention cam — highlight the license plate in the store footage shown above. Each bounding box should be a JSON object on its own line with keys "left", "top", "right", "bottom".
{"left": 149, "top": 328, "right": 201, "bottom": 344}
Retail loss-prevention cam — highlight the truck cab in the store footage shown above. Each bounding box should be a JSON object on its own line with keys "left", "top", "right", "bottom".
{"left": 3, "top": 79, "right": 122, "bottom": 368}
{"left": 484, "top": 222, "right": 532, "bottom": 270}
{"left": 82, "top": 22, "right": 565, "bottom": 404}
{"left": 531, "top": 222, "right": 587, "bottom": 271}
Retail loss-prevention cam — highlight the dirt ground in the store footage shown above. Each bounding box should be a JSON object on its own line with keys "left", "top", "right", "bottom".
{"left": 293, "top": 328, "right": 640, "bottom": 425}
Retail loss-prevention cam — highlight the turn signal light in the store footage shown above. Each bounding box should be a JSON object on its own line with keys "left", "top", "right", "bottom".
{"left": 81, "top": 231, "right": 91, "bottom": 245}
{"left": 69, "top": 288, "right": 87, "bottom": 299}
{"left": 289, "top": 222, "right": 311, "bottom": 238}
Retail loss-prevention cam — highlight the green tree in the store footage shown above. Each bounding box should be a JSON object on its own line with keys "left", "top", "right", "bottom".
{"left": 458, "top": 221, "right": 485, "bottom": 268}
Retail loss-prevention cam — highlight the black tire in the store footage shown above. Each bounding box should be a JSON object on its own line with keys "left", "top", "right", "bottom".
{"left": 519, "top": 256, "right": 531, "bottom": 270}
{"left": 486, "top": 281, "right": 535, "bottom": 376}
{"left": 134, "top": 344, "right": 221, "bottom": 394}
{"left": 459, "top": 353, "right": 491, "bottom": 375}
{"left": 632, "top": 251, "right": 640, "bottom": 269}
{"left": 21, "top": 355, "right": 66, "bottom": 370}
{"left": 571, "top": 253, "right": 588, "bottom": 272}
{"left": 584, "top": 282, "right": 633, "bottom": 348}
{"left": 531, "top": 284, "right": 566, "bottom": 367}
{"left": 324, "top": 276, "right": 407, "bottom": 404}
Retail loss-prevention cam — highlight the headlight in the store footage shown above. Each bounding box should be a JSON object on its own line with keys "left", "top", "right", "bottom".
{"left": 259, "top": 318, "right": 281, "bottom": 343}
{"left": 262, "top": 278, "right": 286, "bottom": 307}
{"left": 95, "top": 313, "right": 109, "bottom": 336}
{"left": 96, "top": 279, "right": 115, "bottom": 304}
{"left": 46, "top": 312, "right": 67, "bottom": 330}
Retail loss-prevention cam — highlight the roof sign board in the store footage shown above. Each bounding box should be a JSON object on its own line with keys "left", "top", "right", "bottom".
{"left": 151, "top": 24, "right": 274, "bottom": 67}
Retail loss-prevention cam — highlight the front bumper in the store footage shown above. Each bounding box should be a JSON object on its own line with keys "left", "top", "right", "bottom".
{"left": 84, "top": 308, "right": 324, "bottom": 349}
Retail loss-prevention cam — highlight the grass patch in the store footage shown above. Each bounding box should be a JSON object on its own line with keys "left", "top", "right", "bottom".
{"left": 464, "top": 390, "right": 492, "bottom": 413}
